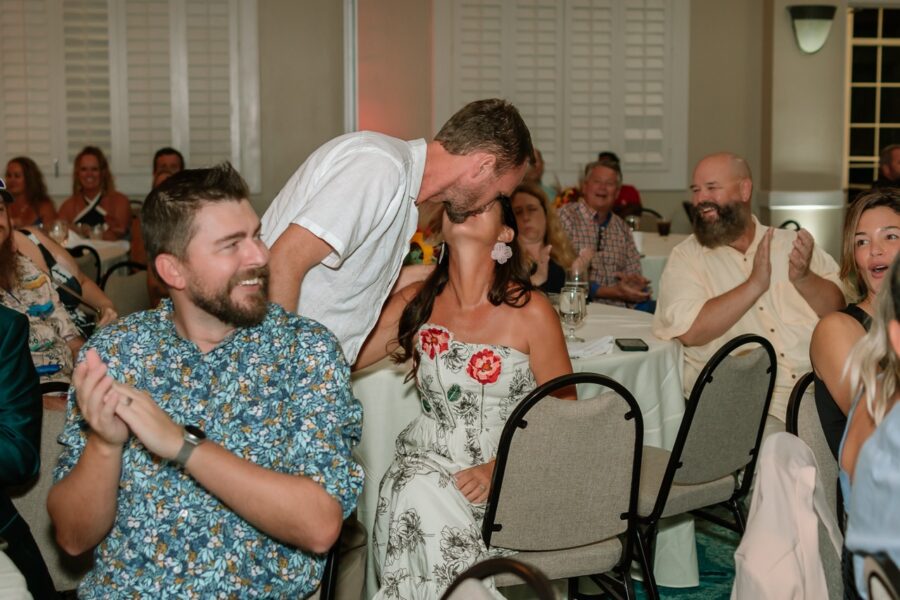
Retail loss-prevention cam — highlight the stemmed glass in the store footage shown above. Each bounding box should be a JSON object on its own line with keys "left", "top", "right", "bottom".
{"left": 48, "top": 220, "right": 69, "bottom": 245}
{"left": 558, "top": 285, "right": 586, "bottom": 342}
{"left": 566, "top": 263, "right": 589, "bottom": 296}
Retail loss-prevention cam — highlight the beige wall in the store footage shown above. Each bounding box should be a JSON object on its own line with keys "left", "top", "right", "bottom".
{"left": 357, "top": 0, "right": 433, "bottom": 139}
{"left": 256, "top": 0, "right": 345, "bottom": 215}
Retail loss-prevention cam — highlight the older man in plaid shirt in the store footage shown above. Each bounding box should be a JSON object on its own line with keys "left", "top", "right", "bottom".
{"left": 558, "top": 157, "right": 650, "bottom": 307}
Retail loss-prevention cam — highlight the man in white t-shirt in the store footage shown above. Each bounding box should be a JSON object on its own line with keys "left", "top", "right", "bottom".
{"left": 262, "top": 99, "right": 533, "bottom": 365}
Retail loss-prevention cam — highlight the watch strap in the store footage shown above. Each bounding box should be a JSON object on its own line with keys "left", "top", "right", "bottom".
{"left": 173, "top": 439, "right": 197, "bottom": 466}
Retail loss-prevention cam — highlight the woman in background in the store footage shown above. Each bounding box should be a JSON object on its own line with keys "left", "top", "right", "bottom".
{"left": 810, "top": 189, "right": 900, "bottom": 458}
{"left": 4, "top": 157, "right": 57, "bottom": 228}
{"left": 58, "top": 146, "right": 131, "bottom": 241}
{"left": 511, "top": 181, "right": 578, "bottom": 293}
{"left": 841, "top": 254, "right": 900, "bottom": 599}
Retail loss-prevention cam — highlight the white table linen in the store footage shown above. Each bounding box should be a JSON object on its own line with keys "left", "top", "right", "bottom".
{"left": 65, "top": 233, "right": 130, "bottom": 276}
{"left": 351, "top": 304, "right": 698, "bottom": 597}
{"left": 639, "top": 232, "right": 689, "bottom": 299}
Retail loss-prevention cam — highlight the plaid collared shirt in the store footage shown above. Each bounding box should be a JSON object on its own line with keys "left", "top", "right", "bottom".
{"left": 558, "top": 200, "right": 643, "bottom": 307}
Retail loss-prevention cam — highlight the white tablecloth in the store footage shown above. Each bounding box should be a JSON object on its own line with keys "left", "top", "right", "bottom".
{"left": 638, "top": 232, "right": 689, "bottom": 299}
{"left": 351, "top": 304, "right": 698, "bottom": 597}
{"left": 65, "top": 234, "right": 130, "bottom": 276}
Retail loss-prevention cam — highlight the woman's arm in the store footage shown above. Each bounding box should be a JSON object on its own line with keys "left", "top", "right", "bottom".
{"left": 524, "top": 293, "right": 576, "bottom": 399}
{"left": 354, "top": 283, "right": 421, "bottom": 370}
{"left": 810, "top": 311, "right": 866, "bottom": 415}
{"left": 22, "top": 227, "right": 117, "bottom": 324}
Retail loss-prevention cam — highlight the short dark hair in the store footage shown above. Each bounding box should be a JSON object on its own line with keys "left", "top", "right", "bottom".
{"left": 597, "top": 151, "right": 621, "bottom": 163}
{"left": 153, "top": 147, "right": 185, "bottom": 172}
{"left": 142, "top": 162, "right": 249, "bottom": 272}
{"left": 434, "top": 99, "right": 534, "bottom": 173}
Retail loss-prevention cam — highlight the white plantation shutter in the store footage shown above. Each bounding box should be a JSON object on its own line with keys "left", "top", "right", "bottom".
{"left": 0, "top": 0, "right": 58, "bottom": 175}
{"left": 0, "top": 0, "right": 259, "bottom": 197}
{"left": 123, "top": 0, "right": 172, "bottom": 172}
{"left": 434, "top": 0, "right": 688, "bottom": 190}
{"left": 185, "top": 0, "right": 233, "bottom": 169}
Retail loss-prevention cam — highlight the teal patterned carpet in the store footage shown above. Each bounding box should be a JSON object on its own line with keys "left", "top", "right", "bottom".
{"left": 634, "top": 518, "right": 741, "bottom": 600}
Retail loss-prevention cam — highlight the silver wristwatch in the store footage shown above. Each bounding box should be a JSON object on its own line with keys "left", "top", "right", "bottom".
{"left": 173, "top": 425, "right": 206, "bottom": 466}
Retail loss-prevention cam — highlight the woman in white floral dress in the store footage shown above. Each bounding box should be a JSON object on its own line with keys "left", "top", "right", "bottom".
{"left": 357, "top": 194, "right": 575, "bottom": 599}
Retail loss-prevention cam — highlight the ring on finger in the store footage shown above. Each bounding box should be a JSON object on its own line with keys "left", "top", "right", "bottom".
{"left": 122, "top": 396, "right": 132, "bottom": 406}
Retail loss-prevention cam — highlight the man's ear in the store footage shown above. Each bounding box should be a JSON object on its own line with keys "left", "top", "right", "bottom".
{"left": 155, "top": 254, "right": 187, "bottom": 291}
{"left": 469, "top": 152, "right": 498, "bottom": 181}
{"left": 740, "top": 177, "right": 753, "bottom": 203}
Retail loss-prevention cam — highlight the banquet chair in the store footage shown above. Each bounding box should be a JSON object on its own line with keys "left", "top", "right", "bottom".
{"left": 637, "top": 207, "right": 662, "bottom": 232}
{"left": 441, "top": 557, "right": 556, "bottom": 600}
{"left": 635, "top": 334, "right": 776, "bottom": 595}
{"left": 482, "top": 372, "right": 649, "bottom": 599}
{"left": 779, "top": 219, "right": 802, "bottom": 231}
{"left": 865, "top": 553, "right": 900, "bottom": 600}
{"left": 100, "top": 261, "right": 150, "bottom": 317}
{"left": 786, "top": 372, "right": 841, "bottom": 525}
{"left": 68, "top": 245, "right": 102, "bottom": 284}
{"left": 9, "top": 382, "right": 93, "bottom": 593}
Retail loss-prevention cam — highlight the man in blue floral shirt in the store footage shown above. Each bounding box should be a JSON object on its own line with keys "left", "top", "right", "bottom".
{"left": 48, "top": 163, "right": 363, "bottom": 598}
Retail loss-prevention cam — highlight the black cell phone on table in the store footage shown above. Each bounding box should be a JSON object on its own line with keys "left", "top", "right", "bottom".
{"left": 615, "top": 338, "right": 649, "bottom": 352}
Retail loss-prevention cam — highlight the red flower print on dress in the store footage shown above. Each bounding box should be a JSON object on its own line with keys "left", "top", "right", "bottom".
{"left": 466, "top": 349, "right": 502, "bottom": 385}
{"left": 420, "top": 328, "right": 450, "bottom": 360}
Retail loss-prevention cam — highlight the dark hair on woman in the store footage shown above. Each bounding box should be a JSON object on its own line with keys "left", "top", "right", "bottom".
{"left": 392, "top": 196, "right": 534, "bottom": 379}
{"left": 841, "top": 188, "right": 900, "bottom": 302}
{"left": 8, "top": 156, "right": 51, "bottom": 208}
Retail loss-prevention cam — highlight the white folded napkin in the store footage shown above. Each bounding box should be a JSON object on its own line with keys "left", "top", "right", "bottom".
{"left": 567, "top": 335, "right": 615, "bottom": 359}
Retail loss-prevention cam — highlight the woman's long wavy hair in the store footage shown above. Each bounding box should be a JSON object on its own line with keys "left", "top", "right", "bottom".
{"left": 72, "top": 146, "right": 117, "bottom": 196}
{"left": 840, "top": 188, "right": 900, "bottom": 303}
{"left": 513, "top": 181, "right": 576, "bottom": 269}
{"left": 392, "top": 195, "right": 534, "bottom": 380}
{"left": 8, "top": 157, "right": 51, "bottom": 209}
{"left": 846, "top": 254, "right": 900, "bottom": 425}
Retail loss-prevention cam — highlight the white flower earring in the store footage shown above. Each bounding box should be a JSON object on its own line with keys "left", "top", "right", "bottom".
{"left": 491, "top": 242, "right": 513, "bottom": 265}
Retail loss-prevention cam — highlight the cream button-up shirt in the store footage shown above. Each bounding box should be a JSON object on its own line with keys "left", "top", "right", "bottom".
{"left": 652, "top": 216, "right": 842, "bottom": 420}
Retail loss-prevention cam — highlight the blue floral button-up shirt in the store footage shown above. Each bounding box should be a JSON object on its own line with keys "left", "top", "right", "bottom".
{"left": 54, "top": 301, "right": 364, "bottom": 598}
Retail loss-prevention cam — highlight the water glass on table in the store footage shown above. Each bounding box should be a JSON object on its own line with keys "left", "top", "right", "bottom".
{"left": 48, "top": 220, "right": 69, "bottom": 245}
{"left": 566, "top": 264, "right": 589, "bottom": 297}
{"left": 558, "top": 285, "right": 586, "bottom": 342}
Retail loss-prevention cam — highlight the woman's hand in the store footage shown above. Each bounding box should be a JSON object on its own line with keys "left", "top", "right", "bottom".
{"left": 454, "top": 460, "right": 495, "bottom": 504}
{"left": 97, "top": 305, "right": 118, "bottom": 326}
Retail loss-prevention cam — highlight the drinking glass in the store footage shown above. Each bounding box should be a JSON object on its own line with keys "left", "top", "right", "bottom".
{"left": 558, "top": 285, "right": 586, "bottom": 342}
{"left": 48, "top": 221, "right": 69, "bottom": 245}
{"left": 625, "top": 215, "right": 641, "bottom": 231}
{"left": 566, "top": 263, "right": 589, "bottom": 296}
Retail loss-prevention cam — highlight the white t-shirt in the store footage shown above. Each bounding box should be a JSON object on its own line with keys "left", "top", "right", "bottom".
{"left": 261, "top": 132, "right": 425, "bottom": 364}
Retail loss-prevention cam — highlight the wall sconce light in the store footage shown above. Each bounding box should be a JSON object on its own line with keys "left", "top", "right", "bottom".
{"left": 788, "top": 5, "right": 837, "bottom": 54}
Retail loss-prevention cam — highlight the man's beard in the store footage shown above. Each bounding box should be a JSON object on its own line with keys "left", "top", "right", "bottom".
{"left": 188, "top": 266, "right": 270, "bottom": 328}
{"left": 0, "top": 232, "right": 21, "bottom": 291}
{"left": 692, "top": 201, "right": 750, "bottom": 248}
{"left": 442, "top": 179, "right": 492, "bottom": 224}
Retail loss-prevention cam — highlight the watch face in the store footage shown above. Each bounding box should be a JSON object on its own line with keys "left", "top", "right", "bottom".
{"left": 184, "top": 425, "right": 206, "bottom": 441}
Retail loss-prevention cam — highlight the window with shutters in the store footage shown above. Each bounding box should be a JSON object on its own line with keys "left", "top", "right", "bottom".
{"left": 434, "top": 0, "right": 689, "bottom": 191}
{"left": 0, "top": 0, "right": 260, "bottom": 198}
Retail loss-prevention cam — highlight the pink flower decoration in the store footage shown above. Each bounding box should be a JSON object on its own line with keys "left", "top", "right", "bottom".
{"left": 420, "top": 328, "right": 450, "bottom": 359}
{"left": 467, "top": 349, "right": 502, "bottom": 385}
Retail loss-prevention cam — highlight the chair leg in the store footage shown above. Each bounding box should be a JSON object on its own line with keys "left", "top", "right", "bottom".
{"left": 633, "top": 530, "right": 659, "bottom": 600}
{"left": 728, "top": 499, "right": 746, "bottom": 534}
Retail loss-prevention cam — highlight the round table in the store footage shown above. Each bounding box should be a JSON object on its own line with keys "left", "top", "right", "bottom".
{"left": 351, "top": 303, "right": 698, "bottom": 597}
{"left": 637, "top": 232, "right": 689, "bottom": 299}
{"left": 65, "top": 234, "right": 130, "bottom": 277}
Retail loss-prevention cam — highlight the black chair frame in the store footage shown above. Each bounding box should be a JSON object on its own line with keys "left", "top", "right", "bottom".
{"left": 865, "top": 552, "right": 900, "bottom": 600}
{"left": 785, "top": 371, "right": 815, "bottom": 436}
{"left": 779, "top": 219, "right": 802, "bottom": 230}
{"left": 639, "top": 207, "right": 663, "bottom": 219}
{"left": 99, "top": 260, "right": 147, "bottom": 290}
{"left": 441, "top": 557, "right": 556, "bottom": 600}
{"left": 635, "top": 334, "right": 776, "bottom": 594}
{"left": 67, "top": 245, "right": 102, "bottom": 284}
{"left": 318, "top": 541, "right": 339, "bottom": 600}
{"left": 482, "top": 372, "right": 648, "bottom": 600}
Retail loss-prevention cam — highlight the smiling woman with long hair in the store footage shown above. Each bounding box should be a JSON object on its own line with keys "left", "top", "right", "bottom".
{"left": 4, "top": 157, "right": 57, "bottom": 227}
{"left": 357, "top": 196, "right": 574, "bottom": 599}
{"left": 57, "top": 146, "right": 132, "bottom": 240}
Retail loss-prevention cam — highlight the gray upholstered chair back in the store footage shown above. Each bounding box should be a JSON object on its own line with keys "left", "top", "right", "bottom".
{"left": 489, "top": 391, "right": 636, "bottom": 552}
{"left": 796, "top": 387, "right": 840, "bottom": 521}
{"left": 674, "top": 344, "right": 773, "bottom": 485}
